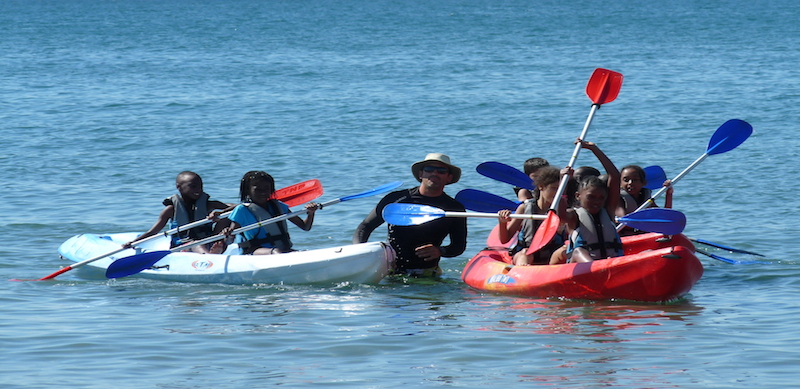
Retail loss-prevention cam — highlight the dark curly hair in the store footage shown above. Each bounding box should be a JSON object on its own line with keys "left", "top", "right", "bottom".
{"left": 239, "top": 171, "right": 275, "bottom": 202}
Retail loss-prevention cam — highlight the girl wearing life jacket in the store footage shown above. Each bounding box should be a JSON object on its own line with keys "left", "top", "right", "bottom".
{"left": 126, "top": 171, "right": 231, "bottom": 254}
{"left": 616, "top": 165, "right": 673, "bottom": 236}
{"left": 224, "top": 171, "right": 319, "bottom": 255}
{"left": 560, "top": 141, "right": 623, "bottom": 263}
{"left": 497, "top": 166, "right": 565, "bottom": 266}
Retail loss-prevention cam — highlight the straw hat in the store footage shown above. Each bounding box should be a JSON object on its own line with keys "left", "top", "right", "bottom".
{"left": 411, "top": 153, "right": 461, "bottom": 184}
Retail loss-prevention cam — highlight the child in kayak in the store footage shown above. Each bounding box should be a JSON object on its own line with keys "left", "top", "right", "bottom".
{"left": 560, "top": 140, "right": 623, "bottom": 263}
{"left": 616, "top": 165, "right": 673, "bottom": 236}
{"left": 125, "top": 171, "right": 232, "bottom": 254}
{"left": 515, "top": 157, "right": 549, "bottom": 201}
{"left": 222, "top": 171, "right": 319, "bottom": 255}
{"left": 497, "top": 166, "right": 565, "bottom": 266}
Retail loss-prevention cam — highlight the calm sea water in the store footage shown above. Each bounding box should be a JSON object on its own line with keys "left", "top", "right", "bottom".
{"left": 2, "top": 0, "right": 799, "bottom": 387}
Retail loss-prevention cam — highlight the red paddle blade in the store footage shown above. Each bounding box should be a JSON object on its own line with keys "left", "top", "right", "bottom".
{"left": 272, "top": 179, "right": 323, "bottom": 207}
{"left": 526, "top": 211, "right": 561, "bottom": 255}
{"left": 486, "top": 224, "right": 518, "bottom": 249}
{"left": 585, "top": 68, "right": 623, "bottom": 105}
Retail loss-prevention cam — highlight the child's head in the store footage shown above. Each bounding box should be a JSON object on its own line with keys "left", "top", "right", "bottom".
{"left": 575, "top": 176, "right": 608, "bottom": 214}
{"left": 523, "top": 157, "right": 549, "bottom": 176}
{"left": 175, "top": 171, "right": 203, "bottom": 201}
{"left": 239, "top": 171, "right": 275, "bottom": 203}
{"left": 573, "top": 166, "right": 601, "bottom": 183}
{"left": 534, "top": 166, "right": 560, "bottom": 202}
{"left": 620, "top": 165, "right": 647, "bottom": 196}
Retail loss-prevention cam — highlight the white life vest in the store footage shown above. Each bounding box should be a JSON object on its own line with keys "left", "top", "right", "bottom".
{"left": 169, "top": 193, "right": 211, "bottom": 242}
{"left": 568, "top": 207, "right": 623, "bottom": 260}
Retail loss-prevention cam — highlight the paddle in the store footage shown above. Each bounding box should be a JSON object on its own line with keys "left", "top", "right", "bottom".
{"left": 486, "top": 224, "right": 518, "bottom": 248}
{"left": 528, "top": 68, "right": 623, "bottom": 255}
{"left": 689, "top": 237, "right": 764, "bottom": 257}
{"left": 454, "top": 189, "right": 521, "bottom": 247}
{"left": 695, "top": 248, "right": 767, "bottom": 265}
{"left": 638, "top": 165, "right": 763, "bottom": 257}
{"left": 383, "top": 203, "right": 685, "bottom": 235}
{"left": 273, "top": 179, "right": 324, "bottom": 207}
{"left": 455, "top": 189, "right": 520, "bottom": 213}
{"left": 615, "top": 119, "right": 753, "bottom": 232}
{"left": 27, "top": 179, "right": 324, "bottom": 281}
{"left": 476, "top": 161, "right": 535, "bottom": 190}
{"left": 105, "top": 181, "right": 403, "bottom": 279}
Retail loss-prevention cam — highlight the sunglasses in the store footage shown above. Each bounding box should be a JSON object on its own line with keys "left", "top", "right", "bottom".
{"left": 422, "top": 166, "right": 449, "bottom": 174}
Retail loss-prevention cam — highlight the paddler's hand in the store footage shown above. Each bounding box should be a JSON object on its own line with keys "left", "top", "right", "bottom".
{"left": 221, "top": 225, "right": 235, "bottom": 238}
{"left": 575, "top": 138, "right": 598, "bottom": 150}
{"left": 663, "top": 179, "right": 674, "bottom": 194}
{"left": 497, "top": 209, "right": 512, "bottom": 223}
{"left": 304, "top": 202, "right": 320, "bottom": 214}
{"left": 415, "top": 244, "right": 441, "bottom": 262}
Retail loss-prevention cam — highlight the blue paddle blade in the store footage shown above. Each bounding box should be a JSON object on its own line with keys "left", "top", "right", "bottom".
{"left": 617, "top": 208, "right": 686, "bottom": 235}
{"left": 340, "top": 181, "right": 403, "bottom": 201}
{"left": 643, "top": 165, "right": 667, "bottom": 190}
{"left": 706, "top": 119, "right": 753, "bottom": 155}
{"left": 106, "top": 250, "right": 171, "bottom": 279}
{"left": 382, "top": 203, "right": 444, "bottom": 226}
{"left": 455, "top": 189, "right": 519, "bottom": 213}
{"left": 476, "top": 161, "right": 535, "bottom": 190}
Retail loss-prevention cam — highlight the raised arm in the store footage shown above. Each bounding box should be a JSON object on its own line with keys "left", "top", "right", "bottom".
{"left": 581, "top": 140, "right": 620, "bottom": 215}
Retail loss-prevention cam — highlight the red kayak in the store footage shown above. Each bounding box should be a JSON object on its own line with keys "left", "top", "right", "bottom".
{"left": 461, "top": 233, "right": 703, "bottom": 302}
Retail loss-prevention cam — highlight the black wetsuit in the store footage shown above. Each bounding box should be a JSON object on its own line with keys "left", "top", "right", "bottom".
{"left": 353, "top": 187, "right": 468, "bottom": 272}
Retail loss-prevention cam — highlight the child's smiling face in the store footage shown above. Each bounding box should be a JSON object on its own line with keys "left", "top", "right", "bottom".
{"left": 176, "top": 174, "right": 203, "bottom": 201}
{"left": 621, "top": 168, "right": 645, "bottom": 196}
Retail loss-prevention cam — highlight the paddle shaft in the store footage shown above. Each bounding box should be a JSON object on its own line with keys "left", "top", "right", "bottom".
{"left": 171, "top": 198, "right": 343, "bottom": 252}
{"left": 446, "top": 211, "right": 546, "bottom": 221}
{"left": 615, "top": 152, "right": 709, "bottom": 233}
{"left": 177, "top": 180, "right": 404, "bottom": 251}
{"left": 548, "top": 104, "right": 601, "bottom": 213}
{"left": 36, "top": 179, "right": 324, "bottom": 280}
{"left": 36, "top": 212, "right": 235, "bottom": 280}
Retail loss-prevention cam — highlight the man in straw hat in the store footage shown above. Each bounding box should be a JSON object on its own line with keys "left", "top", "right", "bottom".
{"left": 353, "top": 153, "right": 467, "bottom": 277}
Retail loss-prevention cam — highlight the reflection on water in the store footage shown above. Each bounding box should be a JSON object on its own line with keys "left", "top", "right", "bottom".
{"left": 466, "top": 294, "right": 704, "bottom": 338}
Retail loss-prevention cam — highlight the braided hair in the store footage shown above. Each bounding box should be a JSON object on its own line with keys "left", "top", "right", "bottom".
{"left": 239, "top": 171, "right": 275, "bottom": 202}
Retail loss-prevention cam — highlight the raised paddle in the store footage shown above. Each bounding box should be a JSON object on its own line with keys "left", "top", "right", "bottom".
{"left": 528, "top": 68, "right": 623, "bottom": 255}
{"left": 383, "top": 203, "right": 686, "bottom": 235}
{"left": 615, "top": 119, "right": 753, "bottom": 232}
{"left": 27, "top": 179, "right": 324, "bottom": 281}
{"left": 105, "top": 181, "right": 403, "bottom": 279}
{"left": 476, "top": 161, "right": 535, "bottom": 190}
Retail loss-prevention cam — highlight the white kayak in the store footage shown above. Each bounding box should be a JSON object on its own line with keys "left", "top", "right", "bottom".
{"left": 57, "top": 232, "right": 396, "bottom": 285}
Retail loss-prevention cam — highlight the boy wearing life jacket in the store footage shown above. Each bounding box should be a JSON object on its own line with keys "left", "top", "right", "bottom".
{"left": 126, "top": 171, "right": 231, "bottom": 253}
{"left": 222, "top": 171, "right": 319, "bottom": 255}
{"left": 616, "top": 164, "right": 673, "bottom": 236}
{"left": 560, "top": 141, "right": 623, "bottom": 263}
{"left": 497, "top": 166, "right": 565, "bottom": 266}
{"left": 515, "top": 157, "right": 549, "bottom": 202}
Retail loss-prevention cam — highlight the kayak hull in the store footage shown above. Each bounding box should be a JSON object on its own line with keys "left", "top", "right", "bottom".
{"left": 462, "top": 233, "right": 703, "bottom": 302}
{"left": 58, "top": 233, "right": 395, "bottom": 285}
